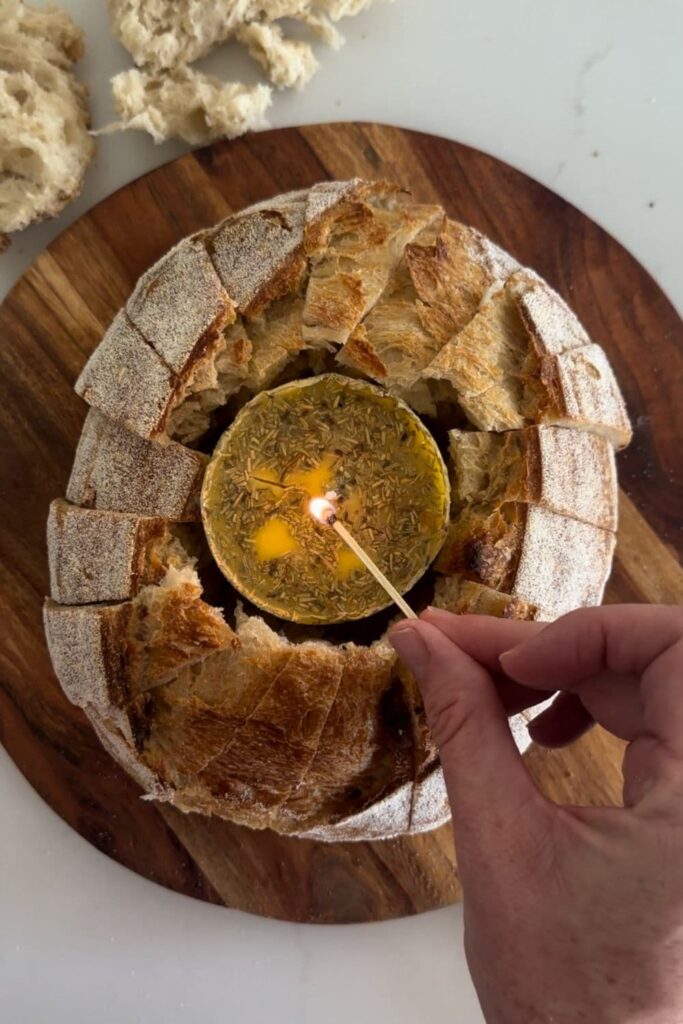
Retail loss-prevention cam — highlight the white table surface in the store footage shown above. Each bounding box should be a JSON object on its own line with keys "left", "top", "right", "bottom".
{"left": 1, "top": 2, "right": 681, "bottom": 1022}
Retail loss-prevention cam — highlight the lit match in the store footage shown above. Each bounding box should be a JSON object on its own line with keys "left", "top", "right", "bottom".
{"left": 309, "top": 497, "right": 418, "bottom": 620}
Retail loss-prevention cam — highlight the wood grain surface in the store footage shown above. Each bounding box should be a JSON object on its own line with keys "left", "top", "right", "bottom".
{"left": 0, "top": 123, "right": 681, "bottom": 924}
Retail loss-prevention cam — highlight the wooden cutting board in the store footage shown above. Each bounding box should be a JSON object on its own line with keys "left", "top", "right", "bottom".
{"left": 0, "top": 123, "right": 681, "bottom": 924}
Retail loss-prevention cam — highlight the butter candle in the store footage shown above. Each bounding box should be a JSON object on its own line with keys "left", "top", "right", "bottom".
{"left": 201, "top": 374, "right": 450, "bottom": 624}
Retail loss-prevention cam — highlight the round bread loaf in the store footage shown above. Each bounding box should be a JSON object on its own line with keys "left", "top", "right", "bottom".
{"left": 44, "top": 179, "right": 631, "bottom": 841}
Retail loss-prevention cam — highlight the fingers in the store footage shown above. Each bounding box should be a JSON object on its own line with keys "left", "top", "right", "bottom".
{"left": 422, "top": 608, "right": 547, "bottom": 678}
{"left": 641, "top": 637, "right": 683, "bottom": 758}
{"left": 501, "top": 605, "right": 683, "bottom": 757}
{"left": 528, "top": 692, "right": 594, "bottom": 749}
{"left": 389, "top": 618, "right": 548, "bottom": 854}
{"left": 422, "top": 608, "right": 557, "bottom": 715}
{"left": 500, "top": 605, "right": 683, "bottom": 690}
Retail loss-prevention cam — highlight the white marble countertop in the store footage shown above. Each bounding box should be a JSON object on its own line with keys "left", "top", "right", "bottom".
{"left": 1, "top": 2, "right": 681, "bottom": 1021}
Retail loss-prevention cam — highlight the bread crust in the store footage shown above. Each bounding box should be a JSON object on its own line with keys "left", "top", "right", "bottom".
{"left": 423, "top": 274, "right": 632, "bottom": 446}
{"left": 338, "top": 219, "right": 512, "bottom": 392}
{"left": 448, "top": 425, "right": 618, "bottom": 532}
{"left": 67, "top": 409, "right": 207, "bottom": 520}
{"left": 47, "top": 498, "right": 172, "bottom": 605}
{"left": 437, "top": 503, "right": 616, "bottom": 621}
{"left": 44, "top": 568, "right": 236, "bottom": 733}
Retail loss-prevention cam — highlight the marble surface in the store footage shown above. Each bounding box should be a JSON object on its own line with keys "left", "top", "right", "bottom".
{"left": 1, "top": 2, "right": 681, "bottom": 1021}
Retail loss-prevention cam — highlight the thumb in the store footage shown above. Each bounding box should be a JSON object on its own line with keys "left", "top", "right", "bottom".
{"left": 390, "top": 618, "right": 548, "bottom": 854}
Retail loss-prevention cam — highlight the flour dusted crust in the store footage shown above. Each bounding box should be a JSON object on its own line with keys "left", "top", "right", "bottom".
{"left": 448, "top": 425, "right": 618, "bottom": 532}
{"left": 48, "top": 499, "right": 171, "bottom": 605}
{"left": 67, "top": 409, "right": 207, "bottom": 520}
{"left": 47, "top": 178, "right": 631, "bottom": 842}
{"left": 437, "top": 505, "right": 616, "bottom": 621}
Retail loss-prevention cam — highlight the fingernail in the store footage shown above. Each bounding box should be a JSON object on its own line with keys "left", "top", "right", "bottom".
{"left": 389, "top": 624, "right": 429, "bottom": 677}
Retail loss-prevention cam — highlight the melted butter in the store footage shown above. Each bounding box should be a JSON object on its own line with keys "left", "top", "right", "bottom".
{"left": 284, "top": 452, "right": 336, "bottom": 496}
{"left": 252, "top": 517, "right": 298, "bottom": 560}
{"left": 336, "top": 547, "right": 364, "bottom": 580}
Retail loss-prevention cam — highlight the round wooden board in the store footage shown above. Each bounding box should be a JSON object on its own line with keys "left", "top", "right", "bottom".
{"left": 1, "top": 123, "right": 681, "bottom": 924}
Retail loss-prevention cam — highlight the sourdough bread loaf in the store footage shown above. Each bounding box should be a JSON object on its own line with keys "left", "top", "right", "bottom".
{"left": 46, "top": 179, "right": 631, "bottom": 841}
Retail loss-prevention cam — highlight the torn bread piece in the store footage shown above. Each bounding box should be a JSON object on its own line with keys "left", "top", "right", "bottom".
{"left": 47, "top": 499, "right": 193, "bottom": 605}
{"left": 448, "top": 425, "right": 618, "bottom": 532}
{"left": 66, "top": 409, "right": 207, "bottom": 521}
{"left": 44, "top": 564, "right": 236, "bottom": 736}
{"left": 235, "top": 22, "right": 318, "bottom": 91}
{"left": 107, "top": 0, "right": 391, "bottom": 73}
{"left": 104, "top": 65, "right": 271, "bottom": 145}
{"left": 0, "top": 0, "right": 95, "bottom": 235}
{"left": 423, "top": 274, "right": 632, "bottom": 446}
{"left": 337, "top": 220, "right": 515, "bottom": 392}
{"left": 436, "top": 503, "right": 616, "bottom": 621}
{"left": 302, "top": 186, "right": 444, "bottom": 347}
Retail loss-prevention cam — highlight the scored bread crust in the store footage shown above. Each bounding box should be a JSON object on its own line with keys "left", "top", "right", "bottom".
{"left": 67, "top": 408, "right": 207, "bottom": 520}
{"left": 49, "top": 178, "right": 631, "bottom": 842}
{"left": 437, "top": 503, "right": 616, "bottom": 621}
{"left": 448, "top": 425, "right": 618, "bottom": 533}
{"left": 47, "top": 499, "right": 172, "bottom": 605}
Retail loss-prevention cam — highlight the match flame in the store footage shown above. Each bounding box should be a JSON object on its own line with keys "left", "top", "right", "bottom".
{"left": 309, "top": 496, "right": 336, "bottom": 525}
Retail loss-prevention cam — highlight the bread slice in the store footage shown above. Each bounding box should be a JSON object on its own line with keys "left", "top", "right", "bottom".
{"left": 448, "top": 425, "right": 618, "bottom": 532}
{"left": 275, "top": 639, "right": 402, "bottom": 831}
{"left": 436, "top": 503, "right": 616, "bottom": 620}
{"left": 433, "top": 575, "right": 541, "bottom": 620}
{"left": 337, "top": 220, "right": 517, "bottom": 391}
{"left": 66, "top": 409, "right": 207, "bottom": 521}
{"left": 302, "top": 186, "right": 444, "bottom": 347}
{"left": 142, "top": 614, "right": 297, "bottom": 801}
{"left": 104, "top": 65, "right": 272, "bottom": 145}
{"left": 47, "top": 499, "right": 191, "bottom": 605}
{"left": 0, "top": 0, "right": 95, "bottom": 234}
{"left": 44, "top": 565, "right": 236, "bottom": 738}
{"left": 423, "top": 274, "right": 632, "bottom": 447}
{"left": 75, "top": 237, "right": 235, "bottom": 441}
{"left": 195, "top": 639, "right": 344, "bottom": 822}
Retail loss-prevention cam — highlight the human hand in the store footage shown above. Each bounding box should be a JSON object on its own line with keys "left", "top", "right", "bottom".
{"left": 389, "top": 605, "right": 683, "bottom": 1024}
